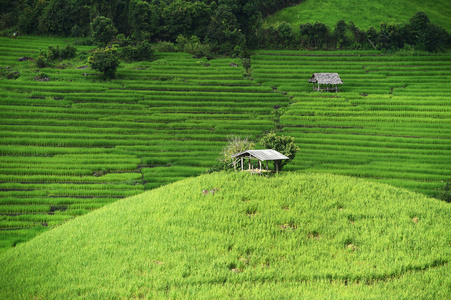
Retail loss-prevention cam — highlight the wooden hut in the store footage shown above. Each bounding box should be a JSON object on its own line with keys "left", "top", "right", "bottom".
{"left": 308, "top": 73, "right": 343, "bottom": 92}
{"left": 231, "top": 149, "right": 289, "bottom": 174}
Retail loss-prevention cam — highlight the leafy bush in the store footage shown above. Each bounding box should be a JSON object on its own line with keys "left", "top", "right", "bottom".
{"left": 120, "top": 41, "right": 155, "bottom": 62}
{"left": 61, "top": 44, "right": 77, "bottom": 59}
{"left": 176, "top": 35, "right": 214, "bottom": 59}
{"left": 88, "top": 47, "right": 120, "bottom": 79}
{"left": 35, "top": 44, "right": 77, "bottom": 68}
{"left": 260, "top": 132, "right": 299, "bottom": 170}
{"left": 153, "top": 41, "right": 177, "bottom": 52}
{"left": 35, "top": 55, "right": 50, "bottom": 68}
{"left": 115, "top": 34, "right": 133, "bottom": 47}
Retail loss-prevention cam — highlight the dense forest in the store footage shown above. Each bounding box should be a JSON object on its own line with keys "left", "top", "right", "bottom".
{"left": 1, "top": 0, "right": 450, "bottom": 54}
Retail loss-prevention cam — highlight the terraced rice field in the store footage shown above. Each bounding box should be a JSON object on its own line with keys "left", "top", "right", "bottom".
{"left": 0, "top": 37, "right": 287, "bottom": 251}
{"left": 251, "top": 50, "right": 451, "bottom": 197}
{"left": 1, "top": 38, "right": 449, "bottom": 252}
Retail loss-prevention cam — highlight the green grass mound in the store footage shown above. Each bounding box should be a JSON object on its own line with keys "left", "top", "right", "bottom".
{"left": 1, "top": 172, "right": 450, "bottom": 299}
{"left": 265, "top": 0, "right": 451, "bottom": 33}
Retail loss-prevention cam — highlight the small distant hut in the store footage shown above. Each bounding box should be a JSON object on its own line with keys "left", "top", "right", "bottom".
{"left": 308, "top": 73, "right": 343, "bottom": 92}
{"left": 231, "top": 149, "right": 289, "bottom": 174}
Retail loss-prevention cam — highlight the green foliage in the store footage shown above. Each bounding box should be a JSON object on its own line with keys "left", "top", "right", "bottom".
{"left": 38, "top": 0, "right": 75, "bottom": 35}
{"left": 408, "top": 12, "right": 451, "bottom": 52}
{"left": 260, "top": 132, "right": 299, "bottom": 170}
{"left": 153, "top": 41, "right": 177, "bottom": 52}
{"left": 16, "top": 1, "right": 46, "bottom": 34}
{"left": 160, "top": 0, "right": 211, "bottom": 41}
{"left": 35, "top": 55, "right": 50, "bottom": 68}
{"left": 128, "top": 0, "right": 158, "bottom": 40}
{"left": 277, "top": 22, "right": 294, "bottom": 48}
{"left": 115, "top": 33, "right": 132, "bottom": 47}
{"left": 120, "top": 41, "right": 155, "bottom": 62}
{"left": 61, "top": 44, "right": 77, "bottom": 59}
{"left": 0, "top": 172, "right": 450, "bottom": 298}
{"left": 206, "top": 4, "right": 246, "bottom": 54}
{"left": 176, "top": 35, "right": 214, "bottom": 59}
{"left": 90, "top": 16, "right": 117, "bottom": 46}
{"left": 35, "top": 44, "right": 77, "bottom": 68}
{"left": 261, "top": 11, "right": 450, "bottom": 51}
{"left": 88, "top": 47, "right": 120, "bottom": 79}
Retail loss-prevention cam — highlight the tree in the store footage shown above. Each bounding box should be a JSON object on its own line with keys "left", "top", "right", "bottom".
{"left": 299, "top": 22, "right": 314, "bottom": 48}
{"left": 409, "top": 11, "right": 430, "bottom": 32}
{"left": 206, "top": 4, "right": 246, "bottom": 54}
{"left": 218, "top": 135, "right": 255, "bottom": 169}
{"left": 90, "top": 16, "right": 118, "bottom": 46}
{"left": 88, "top": 47, "right": 120, "bottom": 79}
{"left": 128, "top": 0, "right": 158, "bottom": 40}
{"left": 333, "top": 20, "right": 349, "bottom": 49}
{"left": 408, "top": 12, "right": 450, "bottom": 52}
{"left": 260, "top": 132, "right": 299, "bottom": 171}
{"left": 312, "top": 22, "right": 331, "bottom": 49}
{"left": 38, "top": 0, "right": 75, "bottom": 35}
{"left": 366, "top": 26, "right": 378, "bottom": 49}
{"left": 277, "top": 22, "right": 294, "bottom": 48}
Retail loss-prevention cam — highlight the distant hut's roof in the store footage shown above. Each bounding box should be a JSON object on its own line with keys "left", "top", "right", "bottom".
{"left": 308, "top": 73, "right": 343, "bottom": 85}
{"left": 231, "top": 149, "right": 289, "bottom": 161}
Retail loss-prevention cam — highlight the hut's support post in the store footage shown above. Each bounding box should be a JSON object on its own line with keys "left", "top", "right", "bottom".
{"left": 248, "top": 156, "right": 251, "bottom": 171}
{"left": 241, "top": 157, "right": 243, "bottom": 171}
{"left": 276, "top": 161, "right": 279, "bottom": 173}
{"left": 266, "top": 161, "right": 268, "bottom": 171}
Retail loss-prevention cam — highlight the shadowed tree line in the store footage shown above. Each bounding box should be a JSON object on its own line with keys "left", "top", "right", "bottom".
{"left": 261, "top": 12, "right": 450, "bottom": 52}
{"left": 1, "top": 0, "right": 449, "bottom": 54}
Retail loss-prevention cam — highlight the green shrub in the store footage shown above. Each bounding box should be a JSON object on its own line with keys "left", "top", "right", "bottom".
{"left": 36, "top": 55, "right": 50, "bottom": 68}
{"left": 61, "top": 44, "right": 77, "bottom": 59}
{"left": 260, "top": 131, "right": 299, "bottom": 170}
{"left": 120, "top": 41, "right": 155, "bottom": 62}
{"left": 115, "top": 34, "right": 132, "bottom": 47}
{"left": 88, "top": 47, "right": 120, "bottom": 79}
{"left": 176, "top": 35, "right": 214, "bottom": 59}
{"left": 153, "top": 41, "right": 177, "bottom": 52}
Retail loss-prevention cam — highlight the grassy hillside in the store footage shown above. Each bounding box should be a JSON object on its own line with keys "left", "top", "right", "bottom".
{"left": 264, "top": 0, "right": 451, "bottom": 32}
{"left": 0, "top": 172, "right": 450, "bottom": 299}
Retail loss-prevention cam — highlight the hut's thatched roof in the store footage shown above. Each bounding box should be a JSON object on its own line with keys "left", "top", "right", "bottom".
{"left": 308, "top": 73, "right": 343, "bottom": 85}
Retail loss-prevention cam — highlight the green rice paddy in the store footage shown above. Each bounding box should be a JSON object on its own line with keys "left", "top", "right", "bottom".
{"left": 251, "top": 50, "right": 450, "bottom": 197}
{"left": 0, "top": 36, "right": 286, "bottom": 251}
{"left": 0, "top": 36, "right": 450, "bottom": 253}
